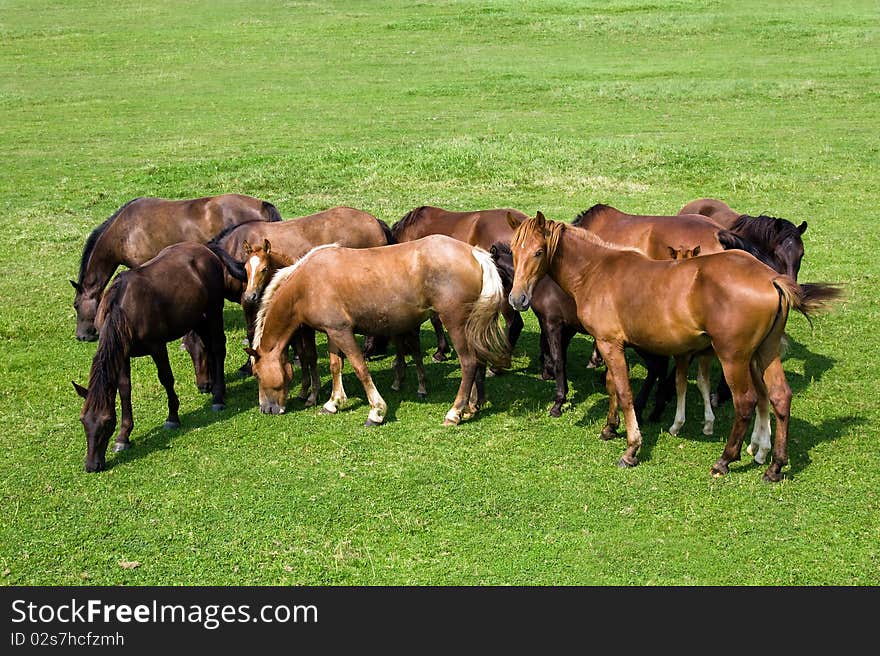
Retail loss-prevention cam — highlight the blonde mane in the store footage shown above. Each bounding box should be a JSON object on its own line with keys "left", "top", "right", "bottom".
{"left": 252, "top": 243, "right": 338, "bottom": 350}
{"left": 511, "top": 215, "right": 646, "bottom": 263}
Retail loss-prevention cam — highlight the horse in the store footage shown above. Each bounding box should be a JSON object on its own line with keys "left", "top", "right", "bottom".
{"left": 491, "top": 242, "right": 678, "bottom": 421}
{"left": 71, "top": 242, "right": 247, "bottom": 472}
{"left": 71, "top": 193, "right": 280, "bottom": 341}
{"left": 248, "top": 235, "right": 510, "bottom": 427}
{"left": 389, "top": 205, "right": 528, "bottom": 364}
{"left": 506, "top": 212, "right": 842, "bottom": 481}
{"left": 679, "top": 198, "right": 807, "bottom": 280}
{"left": 206, "top": 206, "right": 395, "bottom": 379}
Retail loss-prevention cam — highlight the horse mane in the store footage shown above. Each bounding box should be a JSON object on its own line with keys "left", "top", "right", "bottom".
{"left": 374, "top": 217, "right": 396, "bottom": 245}
{"left": 208, "top": 218, "right": 267, "bottom": 246}
{"left": 390, "top": 206, "right": 428, "bottom": 241}
{"left": 717, "top": 230, "right": 777, "bottom": 269}
{"left": 87, "top": 276, "right": 133, "bottom": 414}
{"left": 729, "top": 214, "right": 801, "bottom": 246}
{"left": 571, "top": 203, "right": 613, "bottom": 227}
{"left": 77, "top": 198, "right": 142, "bottom": 285}
{"left": 252, "top": 243, "right": 339, "bottom": 350}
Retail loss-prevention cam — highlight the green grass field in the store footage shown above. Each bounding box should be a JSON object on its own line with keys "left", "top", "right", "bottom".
{"left": 1, "top": 0, "right": 877, "bottom": 585}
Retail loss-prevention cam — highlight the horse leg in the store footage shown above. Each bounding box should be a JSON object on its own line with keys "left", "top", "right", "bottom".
{"left": 440, "top": 320, "right": 479, "bottom": 426}
{"left": 538, "top": 315, "right": 554, "bottom": 380}
{"left": 151, "top": 346, "right": 180, "bottom": 429}
{"left": 468, "top": 363, "right": 487, "bottom": 414}
{"left": 711, "top": 375, "right": 732, "bottom": 408}
{"left": 390, "top": 335, "right": 407, "bottom": 393}
{"left": 696, "top": 354, "right": 716, "bottom": 436}
{"left": 600, "top": 351, "right": 621, "bottom": 441}
{"left": 547, "top": 321, "right": 573, "bottom": 417}
{"left": 595, "top": 340, "right": 641, "bottom": 467}
{"left": 760, "top": 356, "right": 792, "bottom": 483}
{"left": 710, "top": 358, "right": 757, "bottom": 477}
{"left": 635, "top": 351, "right": 664, "bottom": 423}
{"left": 503, "top": 303, "right": 524, "bottom": 353}
{"left": 238, "top": 301, "right": 258, "bottom": 377}
{"left": 320, "top": 339, "right": 348, "bottom": 415}
{"left": 296, "top": 327, "right": 320, "bottom": 407}
{"left": 325, "top": 329, "right": 386, "bottom": 427}
{"left": 746, "top": 361, "right": 772, "bottom": 466}
{"left": 668, "top": 355, "right": 691, "bottom": 436}
{"left": 182, "top": 330, "right": 212, "bottom": 393}
{"left": 405, "top": 330, "right": 428, "bottom": 400}
{"left": 206, "top": 307, "right": 226, "bottom": 412}
{"left": 587, "top": 339, "right": 605, "bottom": 369}
{"left": 430, "top": 314, "right": 450, "bottom": 362}
{"left": 113, "top": 357, "right": 134, "bottom": 452}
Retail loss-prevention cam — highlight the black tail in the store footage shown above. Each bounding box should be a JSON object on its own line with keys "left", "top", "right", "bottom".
{"left": 207, "top": 243, "right": 247, "bottom": 282}
{"left": 378, "top": 219, "right": 396, "bottom": 245}
{"left": 718, "top": 230, "right": 777, "bottom": 269}
{"left": 261, "top": 201, "right": 282, "bottom": 222}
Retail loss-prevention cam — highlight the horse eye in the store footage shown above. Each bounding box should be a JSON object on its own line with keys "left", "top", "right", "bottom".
{"left": 534, "top": 249, "right": 544, "bottom": 258}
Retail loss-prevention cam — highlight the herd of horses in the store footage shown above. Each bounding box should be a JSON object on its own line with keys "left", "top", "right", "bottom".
{"left": 70, "top": 193, "right": 842, "bottom": 481}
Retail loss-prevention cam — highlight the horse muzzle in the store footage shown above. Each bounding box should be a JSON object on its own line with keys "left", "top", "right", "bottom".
{"left": 260, "top": 402, "right": 286, "bottom": 415}
{"left": 76, "top": 329, "right": 98, "bottom": 342}
{"left": 508, "top": 291, "right": 531, "bottom": 312}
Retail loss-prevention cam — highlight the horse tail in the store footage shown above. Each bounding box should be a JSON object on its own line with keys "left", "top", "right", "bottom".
{"left": 718, "top": 230, "right": 777, "bottom": 270}
{"left": 464, "top": 247, "right": 511, "bottom": 369}
{"left": 773, "top": 276, "right": 844, "bottom": 330}
{"left": 206, "top": 242, "right": 247, "bottom": 282}
{"left": 377, "top": 218, "right": 396, "bottom": 245}
{"left": 261, "top": 201, "right": 282, "bottom": 222}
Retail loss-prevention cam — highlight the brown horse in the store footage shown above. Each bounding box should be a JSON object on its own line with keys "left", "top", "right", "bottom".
{"left": 72, "top": 242, "right": 246, "bottom": 472}
{"left": 71, "top": 194, "right": 280, "bottom": 341}
{"left": 679, "top": 198, "right": 807, "bottom": 280}
{"left": 248, "top": 235, "right": 510, "bottom": 427}
{"left": 208, "top": 206, "right": 394, "bottom": 376}
{"left": 390, "top": 205, "right": 528, "bottom": 363}
{"left": 506, "top": 212, "right": 841, "bottom": 481}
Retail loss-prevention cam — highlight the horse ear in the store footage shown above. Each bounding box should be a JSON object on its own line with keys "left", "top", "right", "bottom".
{"left": 244, "top": 347, "right": 259, "bottom": 361}
{"left": 798, "top": 221, "right": 807, "bottom": 234}
{"left": 263, "top": 239, "right": 271, "bottom": 255}
{"left": 692, "top": 245, "right": 701, "bottom": 257}
{"left": 505, "top": 212, "right": 521, "bottom": 230}
{"left": 535, "top": 210, "right": 546, "bottom": 226}
{"left": 70, "top": 279, "right": 83, "bottom": 293}
{"left": 72, "top": 381, "right": 88, "bottom": 398}
{"left": 242, "top": 240, "right": 252, "bottom": 255}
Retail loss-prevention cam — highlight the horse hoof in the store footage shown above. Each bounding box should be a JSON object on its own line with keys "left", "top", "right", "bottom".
{"left": 762, "top": 469, "right": 782, "bottom": 483}
{"left": 197, "top": 384, "right": 212, "bottom": 394}
{"left": 541, "top": 371, "right": 554, "bottom": 381}
{"left": 417, "top": 392, "right": 428, "bottom": 401}
{"left": 548, "top": 406, "right": 562, "bottom": 418}
{"left": 364, "top": 418, "right": 383, "bottom": 427}
{"left": 617, "top": 456, "right": 638, "bottom": 468}
{"left": 710, "top": 461, "right": 729, "bottom": 477}
{"left": 112, "top": 441, "right": 130, "bottom": 453}
{"left": 302, "top": 398, "right": 316, "bottom": 408}
{"left": 702, "top": 424, "right": 714, "bottom": 436}
{"left": 600, "top": 426, "right": 618, "bottom": 441}
{"left": 710, "top": 393, "right": 719, "bottom": 408}
{"left": 164, "top": 420, "right": 180, "bottom": 430}
{"left": 319, "top": 407, "right": 335, "bottom": 415}
{"left": 211, "top": 403, "right": 225, "bottom": 412}
{"left": 432, "top": 353, "right": 447, "bottom": 363}
{"left": 442, "top": 419, "right": 458, "bottom": 427}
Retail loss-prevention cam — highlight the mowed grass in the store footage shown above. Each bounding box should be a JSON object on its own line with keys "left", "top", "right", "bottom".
{"left": 0, "top": 0, "right": 877, "bottom": 585}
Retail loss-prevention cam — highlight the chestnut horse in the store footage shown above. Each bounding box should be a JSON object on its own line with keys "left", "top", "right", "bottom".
{"left": 506, "top": 212, "right": 841, "bottom": 482}
{"left": 207, "top": 206, "right": 394, "bottom": 377}
{"left": 679, "top": 198, "right": 807, "bottom": 280}
{"left": 72, "top": 242, "right": 247, "bottom": 472}
{"left": 390, "top": 205, "right": 528, "bottom": 363}
{"left": 71, "top": 194, "right": 280, "bottom": 341}
{"left": 249, "top": 235, "right": 510, "bottom": 427}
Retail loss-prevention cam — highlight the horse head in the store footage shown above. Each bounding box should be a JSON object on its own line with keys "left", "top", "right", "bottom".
{"left": 242, "top": 239, "right": 274, "bottom": 306}
{"left": 773, "top": 219, "right": 807, "bottom": 280}
{"left": 72, "top": 381, "right": 116, "bottom": 472}
{"left": 247, "top": 346, "right": 293, "bottom": 415}
{"left": 506, "top": 211, "right": 559, "bottom": 312}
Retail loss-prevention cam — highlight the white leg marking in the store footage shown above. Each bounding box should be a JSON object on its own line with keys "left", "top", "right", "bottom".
{"left": 746, "top": 402, "right": 772, "bottom": 464}
{"left": 367, "top": 407, "right": 385, "bottom": 424}
{"left": 696, "top": 363, "right": 715, "bottom": 436}
{"left": 668, "top": 387, "right": 686, "bottom": 436}
{"left": 444, "top": 407, "right": 461, "bottom": 425}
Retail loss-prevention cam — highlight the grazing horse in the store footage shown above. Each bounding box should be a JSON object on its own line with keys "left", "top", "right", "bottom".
{"left": 506, "top": 212, "right": 841, "bottom": 481}
{"left": 72, "top": 242, "right": 247, "bottom": 472}
{"left": 207, "top": 206, "right": 394, "bottom": 377}
{"left": 249, "top": 235, "right": 510, "bottom": 427}
{"left": 679, "top": 198, "right": 807, "bottom": 280}
{"left": 71, "top": 194, "right": 280, "bottom": 341}
{"left": 390, "top": 206, "right": 528, "bottom": 363}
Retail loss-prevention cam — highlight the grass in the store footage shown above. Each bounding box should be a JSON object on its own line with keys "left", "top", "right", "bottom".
{"left": 0, "top": 0, "right": 877, "bottom": 585}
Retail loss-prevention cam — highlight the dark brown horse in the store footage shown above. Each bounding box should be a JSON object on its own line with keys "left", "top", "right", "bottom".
{"left": 506, "top": 212, "right": 841, "bottom": 481}
{"left": 390, "top": 205, "right": 528, "bottom": 363}
{"left": 208, "top": 206, "right": 394, "bottom": 377}
{"left": 72, "top": 242, "right": 246, "bottom": 472}
{"left": 679, "top": 198, "right": 807, "bottom": 280}
{"left": 71, "top": 194, "right": 280, "bottom": 341}
{"left": 249, "top": 236, "right": 510, "bottom": 426}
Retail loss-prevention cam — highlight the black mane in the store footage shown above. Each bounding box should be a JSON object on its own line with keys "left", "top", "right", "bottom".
{"left": 77, "top": 198, "right": 142, "bottom": 285}
{"left": 88, "top": 275, "right": 133, "bottom": 414}
{"left": 390, "top": 206, "right": 428, "bottom": 240}
{"left": 572, "top": 204, "right": 612, "bottom": 227}
{"left": 729, "top": 214, "right": 802, "bottom": 247}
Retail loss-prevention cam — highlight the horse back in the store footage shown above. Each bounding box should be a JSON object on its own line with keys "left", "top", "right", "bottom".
{"left": 678, "top": 197, "right": 742, "bottom": 229}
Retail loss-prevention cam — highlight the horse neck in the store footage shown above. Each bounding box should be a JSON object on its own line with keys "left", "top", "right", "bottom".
{"left": 85, "top": 308, "right": 132, "bottom": 416}
{"left": 81, "top": 229, "right": 122, "bottom": 293}
{"left": 255, "top": 285, "right": 298, "bottom": 353}
{"left": 546, "top": 228, "right": 606, "bottom": 299}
